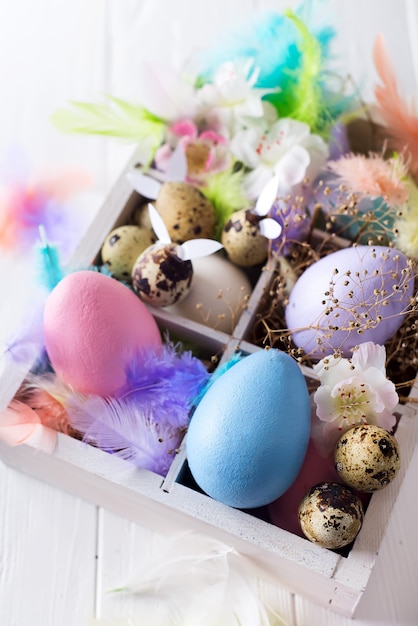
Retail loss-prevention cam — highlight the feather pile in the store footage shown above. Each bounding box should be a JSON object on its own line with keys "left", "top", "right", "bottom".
{"left": 196, "top": 4, "right": 337, "bottom": 131}
{"left": 68, "top": 343, "right": 209, "bottom": 476}
{"left": 10, "top": 341, "right": 210, "bottom": 476}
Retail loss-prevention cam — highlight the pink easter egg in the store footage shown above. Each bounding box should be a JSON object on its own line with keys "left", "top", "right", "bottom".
{"left": 43, "top": 271, "right": 162, "bottom": 396}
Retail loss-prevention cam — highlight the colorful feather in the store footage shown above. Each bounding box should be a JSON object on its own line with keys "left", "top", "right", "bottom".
{"left": 65, "top": 342, "right": 210, "bottom": 476}
{"left": 66, "top": 394, "right": 185, "bottom": 476}
{"left": 196, "top": 5, "right": 335, "bottom": 123}
{"left": 373, "top": 34, "right": 418, "bottom": 176}
{"left": 193, "top": 351, "right": 243, "bottom": 406}
{"left": 14, "top": 380, "right": 71, "bottom": 435}
{"left": 0, "top": 399, "right": 57, "bottom": 453}
{"left": 0, "top": 165, "right": 88, "bottom": 259}
{"left": 93, "top": 531, "right": 287, "bottom": 626}
{"left": 200, "top": 165, "right": 248, "bottom": 238}
{"left": 118, "top": 340, "right": 210, "bottom": 408}
{"left": 283, "top": 9, "right": 324, "bottom": 131}
{"left": 51, "top": 96, "right": 167, "bottom": 163}
{"left": 36, "top": 225, "right": 64, "bottom": 291}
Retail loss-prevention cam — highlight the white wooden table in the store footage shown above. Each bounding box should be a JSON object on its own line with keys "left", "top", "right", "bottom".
{"left": 1, "top": 1, "right": 418, "bottom": 624}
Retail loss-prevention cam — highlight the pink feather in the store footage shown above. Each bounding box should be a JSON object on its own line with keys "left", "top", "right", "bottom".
{"left": 0, "top": 399, "right": 57, "bottom": 452}
{"left": 373, "top": 34, "right": 418, "bottom": 176}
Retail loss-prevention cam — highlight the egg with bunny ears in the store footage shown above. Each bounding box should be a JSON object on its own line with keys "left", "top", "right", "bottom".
{"left": 131, "top": 204, "right": 223, "bottom": 307}
{"left": 222, "top": 174, "right": 283, "bottom": 267}
{"left": 127, "top": 144, "right": 216, "bottom": 244}
{"left": 222, "top": 145, "right": 313, "bottom": 266}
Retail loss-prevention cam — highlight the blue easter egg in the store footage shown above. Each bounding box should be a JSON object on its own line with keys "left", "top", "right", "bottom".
{"left": 186, "top": 348, "right": 311, "bottom": 508}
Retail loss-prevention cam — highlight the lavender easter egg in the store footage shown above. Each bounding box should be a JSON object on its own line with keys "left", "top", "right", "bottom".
{"left": 43, "top": 271, "right": 162, "bottom": 396}
{"left": 285, "top": 245, "right": 414, "bottom": 358}
{"left": 186, "top": 348, "right": 311, "bottom": 508}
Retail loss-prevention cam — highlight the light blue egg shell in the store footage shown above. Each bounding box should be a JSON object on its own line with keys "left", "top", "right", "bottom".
{"left": 186, "top": 348, "right": 311, "bottom": 509}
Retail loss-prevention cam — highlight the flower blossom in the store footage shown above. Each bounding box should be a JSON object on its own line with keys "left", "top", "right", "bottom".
{"left": 154, "top": 119, "right": 230, "bottom": 185}
{"left": 196, "top": 59, "right": 278, "bottom": 137}
{"left": 313, "top": 341, "right": 398, "bottom": 437}
{"left": 230, "top": 117, "right": 328, "bottom": 199}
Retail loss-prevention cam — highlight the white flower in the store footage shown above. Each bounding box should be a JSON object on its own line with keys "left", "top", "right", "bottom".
{"left": 196, "top": 60, "right": 277, "bottom": 137}
{"left": 230, "top": 117, "right": 329, "bottom": 199}
{"left": 313, "top": 342, "right": 398, "bottom": 435}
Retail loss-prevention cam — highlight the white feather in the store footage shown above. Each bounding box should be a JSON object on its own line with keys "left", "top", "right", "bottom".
{"left": 93, "top": 531, "right": 288, "bottom": 626}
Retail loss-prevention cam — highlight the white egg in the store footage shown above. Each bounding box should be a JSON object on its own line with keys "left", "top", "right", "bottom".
{"left": 165, "top": 254, "right": 252, "bottom": 333}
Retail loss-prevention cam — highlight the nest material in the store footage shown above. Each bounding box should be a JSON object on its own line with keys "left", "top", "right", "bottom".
{"left": 248, "top": 228, "right": 418, "bottom": 399}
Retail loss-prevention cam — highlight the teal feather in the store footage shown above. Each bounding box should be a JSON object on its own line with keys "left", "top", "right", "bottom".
{"left": 192, "top": 352, "right": 243, "bottom": 407}
{"left": 196, "top": 5, "right": 335, "bottom": 113}
{"left": 194, "top": 1, "right": 359, "bottom": 131}
{"left": 36, "top": 225, "right": 63, "bottom": 291}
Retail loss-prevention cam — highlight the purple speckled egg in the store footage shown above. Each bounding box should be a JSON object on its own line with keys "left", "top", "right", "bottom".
{"left": 285, "top": 245, "right": 414, "bottom": 358}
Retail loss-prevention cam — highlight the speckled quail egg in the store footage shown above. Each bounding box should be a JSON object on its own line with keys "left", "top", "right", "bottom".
{"left": 298, "top": 482, "right": 364, "bottom": 550}
{"left": 334, "top": 424, "right": 401, "bottom": 492}
{"left": 131, "top": 242, "right": 193, "bottom": 307}
{"left": 221, "top": 209, "right": 269, "bottom": 267}
{"left": 155, "top": 181, "right": 216, "bottom": 244}
{"left": 101, "top": 225, "right": 154, "bottom": 281}
{"left": 132, "top": 203, "right": 153, "bottom": 230}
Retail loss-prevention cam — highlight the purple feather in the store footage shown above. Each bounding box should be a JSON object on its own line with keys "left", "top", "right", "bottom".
{"left": 67, "top": 394, "right": 186, "bottom": 476}
{"left": 66, "top": 342, "right": 210, "bottom": 476}
{"left": 116, "top": 341, "right": 210, "bottom": 422}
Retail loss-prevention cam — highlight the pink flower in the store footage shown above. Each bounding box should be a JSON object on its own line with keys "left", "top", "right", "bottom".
{"left": 154, "top": 120, "right": 230, "bottom": 185}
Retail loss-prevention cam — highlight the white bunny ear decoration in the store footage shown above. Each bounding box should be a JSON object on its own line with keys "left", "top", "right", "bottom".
{"left": 254, "top": 174, "right": 280, "bottom": 217}
{"left": 148, "top": 203, "right": 171, "bottom": 243}
{"left": 259, "top": 217, "right": 282, "bottom": 240}
{"left": 127, "top": 170, "right": 162, "bottom": 199}
{"left": 178, "top": 238, "right": 223, "bottom": 261}
{"left": 256, "top": 144, "right": 311, "bottom": 241}
{"left": 166, "top": 142, "right": 188, "bottom": 181}
{"left": 127, "top": 143, "right": 188, "bottom": 198}
{"left": 252, "top": 175, "right": 282, "bottom": 241}
{"left": 274, "top": 144, "right": 311, "bottom": 189}
{"left": 147, "top": 203, "right": 223, "bottom": 260}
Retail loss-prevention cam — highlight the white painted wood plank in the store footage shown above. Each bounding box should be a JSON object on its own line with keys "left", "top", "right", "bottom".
{"left": 0, "top": 460, "right": 97, "bottom": 626}
{"left": 0, "top": 0, "right": 111, "bottom": 193}
{"left": 96, "top": 509, "right": 296, "bottom": 625}
{"left": 294, "top": 444, "right": 418, "bottom": 624}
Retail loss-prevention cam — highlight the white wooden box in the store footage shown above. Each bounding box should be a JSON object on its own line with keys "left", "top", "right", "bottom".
{"left": 1, "top": 148, "right": 417, "bottom": 618}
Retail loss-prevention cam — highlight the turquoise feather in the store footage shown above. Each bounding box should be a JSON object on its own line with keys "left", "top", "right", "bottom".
{"left": 195, "top": 2, "right": 354, "bottom": 129}
{"left": 36, "top": 225, "right": 63, "bottom": 291}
